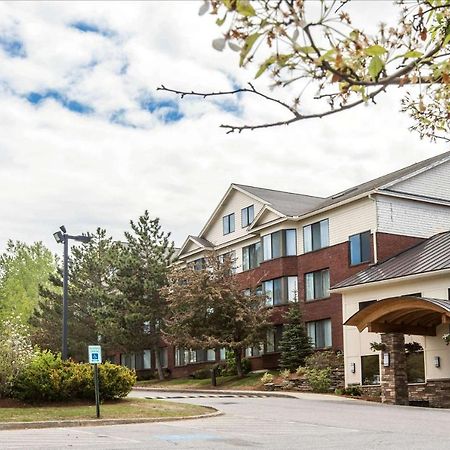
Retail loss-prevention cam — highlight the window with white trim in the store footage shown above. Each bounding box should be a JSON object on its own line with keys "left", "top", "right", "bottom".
{"left": 349, "top": 231, "right": 371, "bottom": 265}
{"left": 223, "top": 213, "right": 235, "bottom": 235}
{"left": 262, "top": 229, "right": 297, "bottom": 261}
{"left": 263, "top": 276, "right": 298, "bottom": 306}
{"left": 303, "top": 219, "right": 329, "bottom": 252}
{"left": 305, "top": 269, "right": 330, "bottom": 300}
{"left": 241, "top": 205, "right": 254, "bottom": 227}
{"left": 307, "top": 319, "right": 332, "bottom": 348}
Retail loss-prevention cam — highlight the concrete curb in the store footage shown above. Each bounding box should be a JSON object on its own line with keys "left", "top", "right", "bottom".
{"left": 0, "top": 408, "right": 222, "bottom": 431}
{"left": 132, "top": 386, "right": 298, "bottom": 399}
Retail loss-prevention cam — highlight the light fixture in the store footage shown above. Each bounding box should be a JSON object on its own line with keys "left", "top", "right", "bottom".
{"left": 349, "top": 362, "right": 356, "bottom": 374}
{"left": 52, "top": 226, "right": 92, "bottom": 360}
{"left": 383, "top": 353, "right": 390, "bottom": 367}
{"left": 434, "top": 356, "right": 441, "bottom": 368}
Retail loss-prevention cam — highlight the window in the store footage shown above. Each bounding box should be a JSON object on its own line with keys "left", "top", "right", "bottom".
{"left": 361, "top": 355, "right": 380, "bottom": 385}
{"left": 406, "top": 352, "right": 425, "bottom": 383}
{"left": 219, "top": 348, "right": 226, "bottom": 360}
{"left": 349, "top": 231, "right": 371, "bottom": 265}
{"left": 307, "top": 319, "right": 332, "bottom": 348}
{"left": 242, "top": 242, "right": 262, "bottom": 271}
{"left": 219, "top": 251, "right": 236, "bottom": 273}
{"left": 223, "top": 213, "right": 235, "bottom": 235}
{"left": 262, "top": 229, "right": 297, "bottom": 261}
{"left": 176, "top": 348, "right": 216, "bottom": 365}
{"left": 143, "top": 350, "right": 151, "bottom": 369}
{"left": 246, "top": 345, "right": 263, "bottom": 357}
{"left": 265, "top": 325, "right": 283, "bottom": 353}
{"left": 193, "top": 258, "right": 205, "bottom": 271}
{"left": 305, "top": 269, "right": 330, "bottom": 300}
{"left": 263, "top": 276, "right": 298, "bottom": 306}
{"left": 159, "top": 348, "right": 168, "bottom": 368}
{"left": 241, "top": 205, "right": 254, "bottom": 227}
{"left": 303, "top": 219, "right": 329, "bottom": 253}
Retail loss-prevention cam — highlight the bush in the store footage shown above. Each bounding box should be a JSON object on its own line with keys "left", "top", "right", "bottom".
{"left": 335, "top": 386, "right": 362, "bottom": 396}
{"left": 304, "top": 368, "right": 331, "bottom": 393}
{"left": 279, "top": 369, "right": 291, "bottom": 380}
{"left": 260, "top": 372, "right": 274, "bottom": 384}
{"left": 295, "top": 366, "right": 307, "bottom": 377}
{"left": 13, "top": 350, "right": 136, "bottom": 402}
{"left": 222, "top": 351, "right": 251, "bottom": 376}
{"left": 305, "top": 351, "right": 344, "bottom": 370}
{"left": 191, "top": 367, "right": 213, "bottom": 379}
{"left": 0, "top": 316, "right": 35, "bottom": 398}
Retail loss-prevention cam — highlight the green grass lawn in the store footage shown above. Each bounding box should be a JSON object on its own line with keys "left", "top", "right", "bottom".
{"left": 136, "top": 371, "right": 278, "bottom": 390}
{"left": 0, "top": 398, "right": 211, "bottom": 423}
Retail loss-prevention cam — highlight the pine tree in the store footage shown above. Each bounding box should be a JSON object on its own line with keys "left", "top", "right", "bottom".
{"left": 279, "top": 304, "right": 312, "bottom": 371}
{"left": 106, "top": 211, "right": 174, "bottom": 381}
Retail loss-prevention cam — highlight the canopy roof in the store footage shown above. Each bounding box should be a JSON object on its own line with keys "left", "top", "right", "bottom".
{"left": 344, "top": 296, "right": 450, "bottom": 336}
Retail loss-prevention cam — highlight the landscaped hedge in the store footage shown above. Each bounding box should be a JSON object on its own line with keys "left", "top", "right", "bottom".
{"left": 13, "top": 350, "right": 136, "bottom": 402}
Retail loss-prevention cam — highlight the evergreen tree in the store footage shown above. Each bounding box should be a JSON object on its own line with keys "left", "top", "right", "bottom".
{"left": 279, "top": 304, "right": 312, "bottom": 371}
{"left": 30, "top": 229, "right": 119, "bottom": 361}
{"left": 106, "top": 211, "right": 174, "bottom": 380}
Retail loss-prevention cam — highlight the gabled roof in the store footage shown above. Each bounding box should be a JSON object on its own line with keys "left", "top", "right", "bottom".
{"left": 316, "top": 150, "right": 450, "bottom": 211}
{"left": 234, "top": 184, "right": 324, "bottom": 216}
{"left": 333, "top": 231, "right": 450, "bottom": 289}
{"left": 178, "top": 235, "right": 213, "bottom": 258}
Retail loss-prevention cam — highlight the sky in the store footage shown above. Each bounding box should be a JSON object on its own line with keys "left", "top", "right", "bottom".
{"left": 0, "top": 1, "right": 443, "bottom": 254}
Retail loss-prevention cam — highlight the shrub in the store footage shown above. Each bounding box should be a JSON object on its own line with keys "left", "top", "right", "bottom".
{"left": 304, "top": 368, "right": 331, "bottom": 393}
{"left": 305, "top": 351, "right": 344, "bottom": 370}
{"left": 295, "top": 366, "right": 307, "bottom": 377}
{"left": 279, "top": 369, "right": 291, "bottom": 380}
{"left": 191, "top": 367, "right": 213, "bottom": 379}
{"left": 343, "top": 386, "right": 362, "bottom": 396}
{"left": 0, "top": 316, "right": 35, "bottom": 398}
{"left": 13, "top": 350, "right": 136, "bottom": 402}
{"left": 222, "top": 351, "right": 251, "bottom": 376}
{"left": 260, "top": 372, "right": 274, "bottom": 384}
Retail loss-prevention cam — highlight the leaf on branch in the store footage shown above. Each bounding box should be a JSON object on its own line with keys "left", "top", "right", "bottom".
{"left": 239, "top": 33, "right": 261, "bottom": 66}
{"left": 212, "top": 37, "right": 227, "bottom": 51}
{"left": 236, "top": 0, "right": 256, "bottom": 17}
{"left": 403, "top": 50, "right": 423, "bottom": 58}
{"left": 368, "top": 55, "right": 384, "bottom": 79}
{"left": 228, "top": 41, "right": 241, "bottom": 52}
{"left": 364, "top": 44, "right": 387, "bottom": 57}
{"left": 216, "top": 14, "right": 227, "bottom": 26}
{"left": 255, "top": 55, "right": 277, "bottom": 79}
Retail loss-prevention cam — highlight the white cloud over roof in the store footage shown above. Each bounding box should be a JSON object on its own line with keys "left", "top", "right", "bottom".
{"left": 0, "top": 1, "right": 442, "bottom": 253}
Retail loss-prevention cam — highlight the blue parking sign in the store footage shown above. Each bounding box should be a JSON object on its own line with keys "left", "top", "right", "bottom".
{"left": 88, "top": 345, "right": 102, "bottom": 364}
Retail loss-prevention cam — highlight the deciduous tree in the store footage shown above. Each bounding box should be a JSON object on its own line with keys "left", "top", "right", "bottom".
{"left": 162, "top": 253, "right": 270, "bottom": 377}
{"left": 160, "top": 0, "right": 450, "bottom": 141}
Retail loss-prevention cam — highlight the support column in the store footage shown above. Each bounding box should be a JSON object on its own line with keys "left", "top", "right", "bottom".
{"left": 381, "top": 332, "right": 408, "bottom": 405}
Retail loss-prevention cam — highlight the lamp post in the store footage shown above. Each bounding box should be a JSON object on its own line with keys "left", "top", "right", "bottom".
{"left": 53, "top": 226, "right": 92, "bottom": 360}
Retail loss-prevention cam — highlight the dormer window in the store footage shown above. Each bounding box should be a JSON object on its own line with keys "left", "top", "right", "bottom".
{"left": 223, "top": 213, "right": 235, "bottom": 235}
{"left": 241, "top": 205, "right": 254, "bottom": 228}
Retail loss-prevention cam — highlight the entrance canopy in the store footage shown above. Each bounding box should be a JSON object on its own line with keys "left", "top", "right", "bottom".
{"left": 345, "top": 296, "right": 450, "bottom": 336}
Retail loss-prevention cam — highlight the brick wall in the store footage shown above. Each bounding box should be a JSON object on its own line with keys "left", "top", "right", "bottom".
{"left": 376, "top": 232, "right": 425, "bottom": 263}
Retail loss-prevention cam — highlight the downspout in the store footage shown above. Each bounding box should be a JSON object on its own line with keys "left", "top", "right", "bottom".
{"left": 368, "top": 194, "right": 378, "bottom": 263}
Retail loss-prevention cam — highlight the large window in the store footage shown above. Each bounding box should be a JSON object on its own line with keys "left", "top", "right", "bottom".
{"left": 159, "top": 348, "right": 168, "bottom": 368}
{"left": 241, "top": 205, "right": 254, "bottom": 227}
{"left": 242, "top": 242, "right": 262, "bottom": 271}
{"left": 262, "top": 229, "right": 297, "bottom": 261}
{"left": 406, "top": 352, "right": 425, "bottom": 383}
{"left": 307, "top": 319, "right": 332, "bottom": 348}
{"left": 223, "top": 213, "right": 235, "bottom": 235}
{"left": 361, "top": 355, "right": 380, "bottom": 385}
{"left": 303, "top": 219, "right": 329, "bottom": 253}
{"left": 263, "top": 276, "right": 298, "bottom": 306}
{"left": 246, "top": 345, "right": 263, "bottom": 357}
{"left": 174, "top": 348, "right": 216, "bottom": 366}
{"left": 305, "top": 269, "right": 330, "bottom": 300}
{"left": 349, "top": 231, "right": 371, "bottom": 265}
{"left": 266, "top": 325, "right": 283, "bottom": 353}
{"left": 193, "top": 258, "right": 205, "bottom": 271}
{"left": 120, "top": 350, "right": 152, "bottom": 370}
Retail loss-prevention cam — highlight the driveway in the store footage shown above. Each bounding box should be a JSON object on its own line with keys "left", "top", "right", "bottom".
{"left": 2, "top": 389, "right": 450, "bottom": 449}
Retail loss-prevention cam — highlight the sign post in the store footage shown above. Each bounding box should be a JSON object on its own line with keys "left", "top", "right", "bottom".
{"left": 88, "top": 345, "right": 102, "bottom": 418}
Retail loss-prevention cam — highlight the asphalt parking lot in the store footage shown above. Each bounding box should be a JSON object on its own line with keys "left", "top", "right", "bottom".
{"left": 2, "top": 389, "right": 450, "bottom": 449}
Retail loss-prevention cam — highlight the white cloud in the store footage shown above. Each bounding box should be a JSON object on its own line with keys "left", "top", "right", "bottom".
{"left": 0, "top": 1, "right": 442, "bottom": 255}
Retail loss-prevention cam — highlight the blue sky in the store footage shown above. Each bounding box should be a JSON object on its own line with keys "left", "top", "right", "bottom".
{"left": 0, "top": 2, "right": 442, "bottom": 253}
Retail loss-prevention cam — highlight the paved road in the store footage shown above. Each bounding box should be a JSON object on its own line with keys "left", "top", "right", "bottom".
{"left": 2, "top": 390, "right": 450, "bottom": 449}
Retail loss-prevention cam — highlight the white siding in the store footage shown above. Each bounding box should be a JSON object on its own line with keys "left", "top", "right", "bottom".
{"left": 202, "top": 190, "right": 264, "bottom": 246}
{"left": 342, "top": 274, "right": 450, "bottom": 386}
{"left": 376, "top": 195, "right": 450, "bottom": 238}
{"left": 388, "top": 160, "right": 450, "bottom": 200}
{"left": 297, "top": 198, "right": 376, "bottom": 254}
